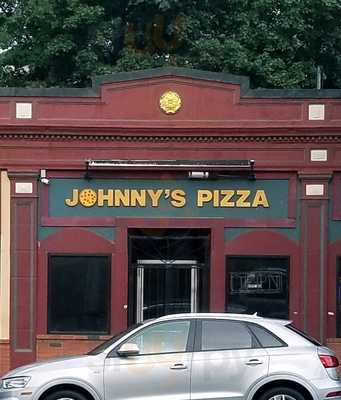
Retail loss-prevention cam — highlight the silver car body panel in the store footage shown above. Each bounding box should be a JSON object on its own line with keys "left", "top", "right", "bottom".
{"left": 104, "top": 352, "right": 192, "bottom": 400}
{"left": 245, "top": 374, "right": 320, "bottom": 400}
{"left": 1, "top": 355, "right": 106, "bottom": 400}
{"left": 191, "top": 348, "right": 269, "bottom": 400}
{"left": 1, "top": 313, "right": 341, "bottom": 400}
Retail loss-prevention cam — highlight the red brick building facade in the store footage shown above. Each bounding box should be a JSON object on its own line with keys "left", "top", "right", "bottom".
{"left": 1, "top": 68, "right": 341, "bottom": 375}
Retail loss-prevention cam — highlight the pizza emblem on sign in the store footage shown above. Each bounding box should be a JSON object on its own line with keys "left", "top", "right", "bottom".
{"left": 79, "top": 189, "right": 97, "bottom": 207}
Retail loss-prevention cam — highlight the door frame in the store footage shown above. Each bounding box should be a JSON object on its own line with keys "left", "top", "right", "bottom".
{"left": 135, "top": 259, "right": 199, "bottom": 323}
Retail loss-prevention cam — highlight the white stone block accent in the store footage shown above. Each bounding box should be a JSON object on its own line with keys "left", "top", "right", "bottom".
{"left": 309, "top": 104, "right": 325, "bottom": 120}
{"left": 310, "top": 149, "right": 328, "bottom": 162}
{"left": 15, "top": 182, "right": 33, "bottom": 194}
{"left": 16, "top": 102, "right": 32, "bottom": 119}
{"left": 306, "top": 184, "right": 324, "bottom": 196}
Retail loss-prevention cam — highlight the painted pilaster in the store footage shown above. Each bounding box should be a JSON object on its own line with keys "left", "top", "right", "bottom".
{"left": 10, "top": 174, "right": 38, "bottom": 368}
{"left": 210, "top": 224, "right": 225, "bottom": 312}
{"left": 300, "top": 174, "right": 330, "bottom": 342}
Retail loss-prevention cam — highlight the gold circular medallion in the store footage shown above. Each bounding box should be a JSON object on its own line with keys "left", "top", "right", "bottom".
{"left": 160, "top": 91, "right": 182, "bottom": 114}
{"left": 79, "top": 188, "right": 97, "bottom": 207}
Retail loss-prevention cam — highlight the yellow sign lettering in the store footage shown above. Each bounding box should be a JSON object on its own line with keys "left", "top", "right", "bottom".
{"left": 220, "top": 190, "right": 235, "bottom": 207}
{"left": 130, "top": 190, "right": 146, "bottom": 206}
{"left": 236, "top": 190, "right": 251, "bottom": 208}
{"left": 252, "top": 190, "right": 269, "bottom": 208}
{"left": 147, "top": 189, "right": 163, "bottom": 207}
{"left": 64, "top": 187, "right": 272, "bottom": 209}
{"left": 98, "top": 189, "right": 114, "bottom": 207}
{"left": 197, "top": 190, "right": 213, "bottom": 207}
{"left": 213, "top": 190, "right": 220, "bottom": 207}
{"left": 114, "top": 190, "right": 130, "bottom": 207}
{"left": 65, "top": 189, "right": 79, "bottom": 206}
{"left": 171, "top": 189, "right": 186, "bottom": 208}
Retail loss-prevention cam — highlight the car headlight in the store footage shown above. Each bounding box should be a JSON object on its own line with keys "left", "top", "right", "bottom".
{"left": 1, "top": 376, "right": 31, "bottom": 389}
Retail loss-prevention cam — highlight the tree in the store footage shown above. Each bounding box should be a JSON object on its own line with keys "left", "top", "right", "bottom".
{"left": 1, "top": 0, "right": 341, "bottom": 88}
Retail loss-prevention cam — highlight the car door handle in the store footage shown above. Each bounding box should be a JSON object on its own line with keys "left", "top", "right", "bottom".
{"left": 245, "top": 359, "right": 263, "bottom": 366}
{"left": 170, "top": 363, "right": 187, "bottom": 370}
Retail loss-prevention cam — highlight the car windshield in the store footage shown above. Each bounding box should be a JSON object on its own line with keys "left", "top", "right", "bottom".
{"left": 286, "top": 323, "right": 321, "bottom": 346}
{"left": 87, "top": 323, "right": 143, "bottom": 355}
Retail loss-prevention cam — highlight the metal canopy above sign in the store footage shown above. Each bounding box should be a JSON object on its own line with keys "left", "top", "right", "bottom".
{"left": 86, "top": 159, "right": 254, "bottom": 170}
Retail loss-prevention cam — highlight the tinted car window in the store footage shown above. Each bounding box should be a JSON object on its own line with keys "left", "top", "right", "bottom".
{"left": 201, "top": 320, "right": 255, "bottom": 351}
{"left": 248, "top": 323, "right": 286, "bottom": 348}
{"left": 88, "top": 323, "right": 143, "bottom": 355}
{"left": 126, "top": 320, "right": 190, "bottom": 355}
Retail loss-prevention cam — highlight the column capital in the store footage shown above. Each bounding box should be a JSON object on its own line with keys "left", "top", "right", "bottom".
{"left": 299, "top": 173, "right": 332, "bottom": 200}
{"left": 298, "top": 172, "right": 333, "bottom": 181}
{"left": 7, "top": 172, "right": 38, "bottom": 198}
{"left": 7, "top": 171, "right": 38, "bottom": 180}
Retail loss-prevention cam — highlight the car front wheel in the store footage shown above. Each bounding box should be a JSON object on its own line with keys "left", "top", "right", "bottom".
{"left": 45, "top": 389, "right": 88, "bottom": 400}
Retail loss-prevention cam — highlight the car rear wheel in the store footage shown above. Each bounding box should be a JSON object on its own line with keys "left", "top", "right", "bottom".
{"left": 45, "top": 390, "right": 88, "bottom": 400}
{"left": 259, "top": 387, "right": 307, "bottom": 400}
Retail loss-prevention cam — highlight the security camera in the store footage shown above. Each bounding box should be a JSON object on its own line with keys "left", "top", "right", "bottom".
{"left": 39, "top": 169, "right": 50, "bottom": 185}
{"left": 40, "top": 177, "right": 50, "bottom": 185}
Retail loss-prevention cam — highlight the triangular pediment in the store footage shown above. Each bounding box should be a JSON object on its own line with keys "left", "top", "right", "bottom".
{"left": 93, "top": 68, "right": 248, "bottom": 121}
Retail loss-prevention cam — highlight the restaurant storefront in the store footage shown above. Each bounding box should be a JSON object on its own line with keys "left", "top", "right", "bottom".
{"left": 1, "top": 68, "right": 341, "bottom": 374}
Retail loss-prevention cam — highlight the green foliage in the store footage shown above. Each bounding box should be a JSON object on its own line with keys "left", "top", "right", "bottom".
{"left": 1, "top": 0, "right": 341, "bottom": 88}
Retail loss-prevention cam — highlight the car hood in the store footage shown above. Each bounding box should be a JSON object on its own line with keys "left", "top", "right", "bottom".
{"left": 2, "top": 355, "right": 94, "bottom": 378}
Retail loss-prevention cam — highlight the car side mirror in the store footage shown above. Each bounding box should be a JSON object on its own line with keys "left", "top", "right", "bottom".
{"left": 117, "top": 343, "right": 140, "bottom": 357}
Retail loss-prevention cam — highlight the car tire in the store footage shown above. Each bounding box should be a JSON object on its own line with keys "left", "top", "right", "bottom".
{"left": 259, "top": 386, "right": 307, "bottom": 400}
{"left": 45, "top": 390, "right": 88, "bottom": 400}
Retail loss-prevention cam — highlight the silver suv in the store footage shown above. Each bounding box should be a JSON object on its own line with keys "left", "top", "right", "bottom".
{"left": 1, "top": 313, "right": 341, "bottom": 400}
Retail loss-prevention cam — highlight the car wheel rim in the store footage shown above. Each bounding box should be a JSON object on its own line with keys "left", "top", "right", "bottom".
{"left": 270, "top": 395, "right": 298, "bottom": 400}
{"left": 56, "top": 397, "right": 75, "bottom": 400}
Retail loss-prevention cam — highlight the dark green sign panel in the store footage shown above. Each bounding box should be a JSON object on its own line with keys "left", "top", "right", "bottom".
{"left": 48, "top": 178, "right": 289, "bottom": 218}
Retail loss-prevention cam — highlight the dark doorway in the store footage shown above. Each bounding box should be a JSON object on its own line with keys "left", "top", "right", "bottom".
{"left": 128, "top": 229, "right": 210, "bottom": 324}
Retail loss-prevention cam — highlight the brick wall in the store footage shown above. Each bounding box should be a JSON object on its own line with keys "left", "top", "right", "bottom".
{"left": 0, "top": 340, "right": 10, "bottom": 377}
{"left": 326, "top": 339, "right": 341, "bottom": 364}
{"left": 36, "top": 335, "right": 111, "bottom": 361}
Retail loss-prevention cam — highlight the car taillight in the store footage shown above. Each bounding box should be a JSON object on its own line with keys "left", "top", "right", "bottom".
{"left": 326, "top": 391, "right": 341, "bottom": 397}
{"left": 319, "top": 354, "right": 339, "bottom": 368}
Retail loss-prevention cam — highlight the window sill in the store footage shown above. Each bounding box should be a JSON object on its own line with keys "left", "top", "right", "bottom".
{"left": 327, "top": 338, "right": 341, "bottom": 343}
{"left": 37, "top": 334, "right": 112, "bottom": 340}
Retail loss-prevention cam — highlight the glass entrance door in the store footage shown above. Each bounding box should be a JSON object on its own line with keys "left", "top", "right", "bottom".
{"left": 136, "top": 260, "right": 198, "bottom": 323}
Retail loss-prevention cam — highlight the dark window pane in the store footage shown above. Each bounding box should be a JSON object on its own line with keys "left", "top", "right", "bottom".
{"left": 48, "top": 255, "right": 110, "bottom": 333}
{"left": 248, "top": 323, "right": 286, "bottom": 348}
{"left": 202, "top": 320, "right": 254, "bottom": 351}
{"left": 227, "top": 256, "right": 289, "bottom": 319}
